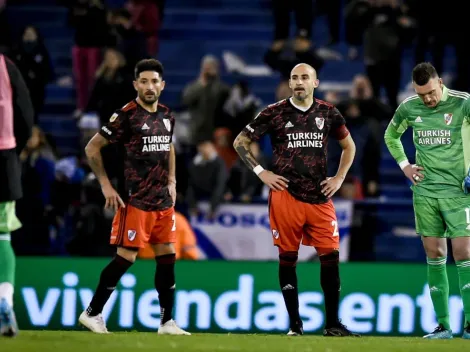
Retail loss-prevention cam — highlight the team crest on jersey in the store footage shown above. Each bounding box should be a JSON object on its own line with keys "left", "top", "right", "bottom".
{"left": 109, "top": 113, "right": 118, "bottom": 122}
{"left": 315, "top": 117, "right": 325, "bottom": 130}
{"left": 272, "top": 229, "right": 280, "bottom": 239}
{"left": 163, "top": 119, "right": 171, "bottom": 132}
{"left": 444, "top": 113, "right": 453, "bottom": 125}
{"left": 128, "top": 229, "right": 136, "bottom": 241}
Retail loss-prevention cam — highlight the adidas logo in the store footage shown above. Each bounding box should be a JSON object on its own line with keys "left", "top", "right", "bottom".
{"left": 142, "top": 123, "right": 150, "bottom": 130}
{"left": 285, "top": 121, "right": 294, "bottom": 128}
{"left": 282, "top": 284, "right": 295, "bottom": 290}
{"left": 462, "top": 283, "right": 470, "bottom": 290}
{"left": 415, "top": 116, "right": 422, "bottom": 123}
{"left": 429, "top": 286, "right": 439, "bottom": 292}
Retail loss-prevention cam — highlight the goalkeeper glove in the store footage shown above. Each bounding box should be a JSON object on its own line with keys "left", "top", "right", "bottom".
{"left": 463, "top": 168, "right": 470, "bottom": 194}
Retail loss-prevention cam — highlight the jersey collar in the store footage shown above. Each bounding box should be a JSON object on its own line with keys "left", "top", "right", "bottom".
{"left": 441, "top": 85, "right": 449, "bottom": 101}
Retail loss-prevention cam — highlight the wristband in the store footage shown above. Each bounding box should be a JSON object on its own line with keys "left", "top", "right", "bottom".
{"left": 253, "top": 165, "right": 264, "bottom": 175}
{"left": 398, "top": 160, "right": 410, "bottom": 170}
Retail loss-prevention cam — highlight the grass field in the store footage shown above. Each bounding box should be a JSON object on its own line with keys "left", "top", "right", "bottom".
{"left": 1, "top": 331, "right": 469, "bottom": 352}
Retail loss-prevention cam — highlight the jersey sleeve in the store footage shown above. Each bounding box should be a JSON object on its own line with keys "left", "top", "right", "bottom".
{"left": 242, "top": 107, "right": 272, "bottom": 141}
{"left": 462, "top": 97, "right": 470, "bottom": 123}
{"left": 329, "top": 107, "right": 350, "bottom": 140}
{"left": 169, "top": 113, "right": 176, "bottom": 143}
{"left": 384, "top": 103, "right": 409, "bottom": 164}
{"left": 99, "top": 110, "right": 129, "bottom": 144}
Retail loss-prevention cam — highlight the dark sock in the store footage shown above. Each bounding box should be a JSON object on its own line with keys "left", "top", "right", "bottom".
{"left": 87, "top": 255, "right": 133, "bottom": 316}
{"left": 155, "top": 253, "right": 176, "bottom": 325}
{"left": 279, "top": 252, "right": 300, "bottom": 328}
{"left": 320, "top": 251, "right": 340, "bottom": 328}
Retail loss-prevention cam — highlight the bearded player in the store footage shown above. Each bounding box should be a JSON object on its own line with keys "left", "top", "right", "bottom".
{"left": 78, "top": 59, "right": 189, "bottom": 335}
{"left": 385, "top": 62, "right": 470, "bottom": 339}
{"left": 233, "top": 63, "right": 359, "bottom": 336}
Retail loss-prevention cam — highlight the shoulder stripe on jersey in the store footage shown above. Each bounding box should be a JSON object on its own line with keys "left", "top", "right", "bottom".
{"left": 449, "top": 89, "right": 470, "bottom": 96}
{"left": 402, "top": 95, "right": 418, "bottom": 103}
{"left": 448, "top": 93, "right": 469, "bottom": 100}
{"left": 400, "top": 95, "right": 419, "bottom": 107}
{"left": 448, "top": 91, "right": 470, "bottom": 99}
{"left": 122, "top": 101, "right": 137, "bottom": 112}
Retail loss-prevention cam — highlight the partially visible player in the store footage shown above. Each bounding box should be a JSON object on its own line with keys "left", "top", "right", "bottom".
{"left": 0, "top": 53, "right": 34, "bottom": 338}
{"left": 385, "top": 62, "right": 470, "bottom": 339}
{"left": 233, "top": 63, "right": 358, "bottom": 336}
{"left": 78, "top": 59, "right": 189, "bottom": 335}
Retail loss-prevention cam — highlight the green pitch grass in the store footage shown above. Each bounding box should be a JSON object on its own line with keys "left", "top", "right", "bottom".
{"left": 1, "top": 331, "right": 468, "bottom": 352}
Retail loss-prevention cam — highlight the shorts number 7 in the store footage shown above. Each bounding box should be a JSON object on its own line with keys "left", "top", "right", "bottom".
{"left": 331, "top": 220, "right": 339, "bottom": 237}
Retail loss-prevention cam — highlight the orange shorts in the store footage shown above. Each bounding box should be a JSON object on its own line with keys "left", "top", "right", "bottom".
{"left": 110, "top": 204, "right": 176, "bottom": 249}
{"left": 269, "top": 189, "right": 339, "bottom": 253}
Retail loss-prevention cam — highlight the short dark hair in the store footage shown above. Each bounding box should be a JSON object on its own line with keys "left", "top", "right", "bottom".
{"left": 134, "top": 59, "right": 164, "bottom": 80}
{"left": 412, "top": 62, "right": 438, "bottom": 86}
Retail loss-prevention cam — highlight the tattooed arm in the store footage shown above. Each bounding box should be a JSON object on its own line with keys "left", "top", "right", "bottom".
{"left": 233, "top": 132, "right": 260, "bottom": 170}
{"left": 233, "top": 131, "right": 288, "bottom": 191}
{"left": 85, "top": 133, "right": 125, "bottom": 210}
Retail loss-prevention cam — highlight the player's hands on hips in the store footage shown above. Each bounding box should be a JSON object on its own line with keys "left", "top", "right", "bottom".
{"left": 102, "top": 183, "right": 125, "bottom": 211}
{"left": 320, "top": 176, "right": 344, "bottom": 198}
{"left": 258, "top": 170, "right": 289, "bottom": 191}
{"left": 402, "top": 164, "right": 424, "bottom": 185}
{"left": 168, "top": 182, "right": 177, "bottom": 205}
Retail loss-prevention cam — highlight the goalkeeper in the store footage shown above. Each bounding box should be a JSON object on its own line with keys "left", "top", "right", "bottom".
{"left": 385, "top": 62, "right": 470, "bottom": 339}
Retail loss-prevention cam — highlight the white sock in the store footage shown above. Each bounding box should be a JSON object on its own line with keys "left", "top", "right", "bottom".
{"left": 0, "top": 282, "right": 14, "bottom": 307}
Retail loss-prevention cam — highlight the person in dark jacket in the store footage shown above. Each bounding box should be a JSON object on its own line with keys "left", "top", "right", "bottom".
{"left": 0, "top": 53, "right": 34, "bottom": 337}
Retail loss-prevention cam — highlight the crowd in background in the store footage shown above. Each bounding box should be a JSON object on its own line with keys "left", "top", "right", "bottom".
{"left": 0, "top": 0, "right": 468, "bottom": 258}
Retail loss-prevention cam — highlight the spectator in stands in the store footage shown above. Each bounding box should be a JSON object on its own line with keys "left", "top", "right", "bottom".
{"left": 264, "top": 0, "right": 325, "bottom": 79}
{"left": 182, "top": 55, "right": 230, "bottom": 148}
{"left": 342, "top": 74, "right": 392, "bottom": 123}
{"left": 223, "top": 80, "right": 262, "bottom": 137}
{"left": 67, "top": 0, "right": 109, "bottom": 114}
{"left": 363, "top": 0, "right": 414, "bottom": 110}
{"left": 125, "top": 0, "right": 164, "bottom": 56}
{"left": 12, "top": 26, "right": 53, "bottom": 124}
{"left": 138, "top": 211, "right": 199, "bottom": 260}
{"left": 213, "top": 127, "right": 238, "bottom": 171}
{"left": 344, "top": 0, "right": 371, "bottom": 60}
{"left": 107, "top": 8, "right": 147, "bottom": 71}
{"left": 328, "top": 100, "right": 381, "bottom": 197}
{"left": 86, "top": 48, "right": 135, "bottom": 125}
{"left": 186, "top": 140, "right": 228, "bottom": 220}
{"left": 225, "top": 142, "right": 267, "bottom": 203}
{"left": 66, "top": 173, "right": 115, "bottom": 257}
{"left": 16, "top": 126, "right": 57, "bottom": 255}
{"left": 0, "top": 0, "right": 12, "bottom": 55}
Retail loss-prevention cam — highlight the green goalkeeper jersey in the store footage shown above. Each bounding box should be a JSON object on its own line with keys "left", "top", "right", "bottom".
{"left": 384, "top": 86, "right": 470, "bottom": 198}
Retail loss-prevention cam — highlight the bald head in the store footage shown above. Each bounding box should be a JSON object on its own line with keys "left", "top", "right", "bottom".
{"left": 289, "top": 63, "right": 319, "bottom": 103}
{"left": 290, "top": 63, "right": 317, "bottom": 80}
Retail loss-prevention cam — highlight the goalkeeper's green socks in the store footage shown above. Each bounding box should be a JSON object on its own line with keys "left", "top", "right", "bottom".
{"left": 456, "top": 260, "right": 470, "bottom": 326}
{"left": 0, "top": 233, "right": 15, "bottom": 307}
{"left": 427, "top": 257, "right": 451, "bottom": 330}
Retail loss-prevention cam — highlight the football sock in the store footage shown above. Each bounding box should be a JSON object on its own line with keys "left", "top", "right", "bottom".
{"left": 279, "top": 252, "right": 300, "bottom": 328}
{"left": 0, "top": 233, "right": 15, "bottom": 307}
{"left": 456, "top": 260, "right": 470, "bottom": 326}
{"left": 319, "top": 251, "right": 340, "bottom": 328}
{"left": 87, "top": 255, "right": 133, "bottom": 317}
{"left": 427, "top": 257, "right": 450, "bottom": 330}
{"left": 155, "top": 254, "right": 176, "bottom": 325}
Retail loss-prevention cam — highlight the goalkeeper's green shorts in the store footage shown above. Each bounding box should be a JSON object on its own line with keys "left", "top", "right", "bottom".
{"left": 413, "top": 193, "right": 470, "bottom": 238}
{"left": 0, "top": 201, "right": 21, "bottom": 233}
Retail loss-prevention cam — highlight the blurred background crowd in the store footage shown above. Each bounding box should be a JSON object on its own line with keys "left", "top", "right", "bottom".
{"left": 0, "top": 0, "right": 467, "bottom": 262}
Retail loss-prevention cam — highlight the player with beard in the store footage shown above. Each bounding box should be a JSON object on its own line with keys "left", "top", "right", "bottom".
{"left": 234, "top": 63, "right": 359, "bottom": 336}
{"left": 78, "top": 59, "right": 190, "bottom": 335}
